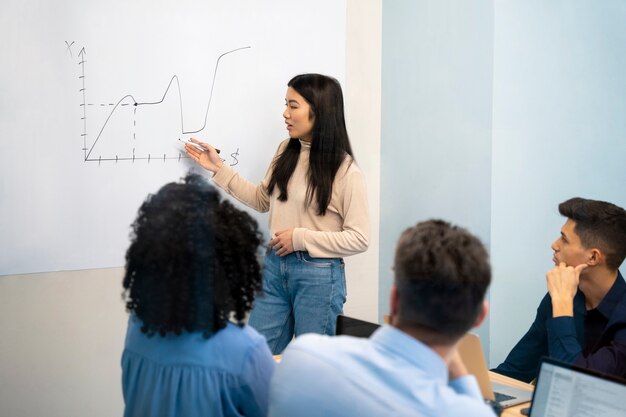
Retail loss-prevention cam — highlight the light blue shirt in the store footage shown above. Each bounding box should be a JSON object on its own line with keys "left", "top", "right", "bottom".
{"left": 269, "top": 325, "right": 495, "bottom": 417}
{"left": 122, "top": 317, "right": 275, "bottom": 417}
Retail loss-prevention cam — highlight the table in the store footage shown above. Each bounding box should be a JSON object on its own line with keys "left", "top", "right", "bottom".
{"left": 490, "top": 371, "right": 533, "bottom": 416}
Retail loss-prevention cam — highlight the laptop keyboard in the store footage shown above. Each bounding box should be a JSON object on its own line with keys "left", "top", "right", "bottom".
{"left": 494, "top": 391, "right": 517, "bottom": 403}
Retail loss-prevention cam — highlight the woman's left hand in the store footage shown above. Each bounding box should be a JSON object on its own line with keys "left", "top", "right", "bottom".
{"left": 270, "top": 229, "right": 294, "bottom": 257}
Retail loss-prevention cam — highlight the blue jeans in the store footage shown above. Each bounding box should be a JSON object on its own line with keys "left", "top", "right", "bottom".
{"left": 248, "top": 249, "right": 346, "bottom": 354}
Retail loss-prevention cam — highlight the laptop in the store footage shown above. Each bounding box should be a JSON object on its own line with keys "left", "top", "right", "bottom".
{"left": 335, "top": 315, "right": 380, "bottom": 337}
{"left": 529, "top": 357, "right": 626, "bottom": 416}
{"left": 457, "top": 333, "right": 533, "bottom": 408}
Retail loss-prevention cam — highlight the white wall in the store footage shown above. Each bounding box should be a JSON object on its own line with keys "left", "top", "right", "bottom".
{"left": 0, "top": 268, "right": 127, "bottom": 417}
{"left": 344, "top": 0, "right": 382, "bottom": 323}
{"left": 0, "top": 2, "right": 382, "bottom": 416}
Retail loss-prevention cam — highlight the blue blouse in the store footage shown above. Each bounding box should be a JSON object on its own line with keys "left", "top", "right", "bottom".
{"left": 122, "top": 316, "right": 275, "bottom": 417}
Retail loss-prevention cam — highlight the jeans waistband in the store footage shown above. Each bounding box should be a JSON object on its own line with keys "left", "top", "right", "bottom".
{"left": 265, "top": 247, "right": 343, "bottom": 263}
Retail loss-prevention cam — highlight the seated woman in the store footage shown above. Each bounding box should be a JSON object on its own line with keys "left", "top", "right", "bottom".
{"left": 121, "top": 173, "right": 275, "bottom": 417}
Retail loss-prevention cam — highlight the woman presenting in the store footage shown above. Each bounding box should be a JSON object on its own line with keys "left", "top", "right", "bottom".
{"left": 185, "top": 73, "right": 369, "bottom": 354}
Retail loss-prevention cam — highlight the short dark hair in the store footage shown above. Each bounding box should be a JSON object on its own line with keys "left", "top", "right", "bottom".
{"left": 393, "top": 220, "right": 491, "bottom": 343}
{"left": 558, "top": 197, "right": 626, "bottom": 270}
{"left": 122, "top": 173, "right": 263, "bottom": 338}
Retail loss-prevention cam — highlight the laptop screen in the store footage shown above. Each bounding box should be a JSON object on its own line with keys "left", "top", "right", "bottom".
{"left": 335, "top": 315, "right": 380, "bottom": 338}
{"left": 530, "top": 358, "right": 626, "bottom": 417}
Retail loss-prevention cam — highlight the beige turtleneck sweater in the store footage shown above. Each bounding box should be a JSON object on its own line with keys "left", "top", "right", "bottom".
{"left": 211, "top": 139, "right": 369, "bottom": 258}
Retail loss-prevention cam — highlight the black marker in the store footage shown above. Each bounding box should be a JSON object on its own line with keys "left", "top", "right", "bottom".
{"left": 178, "top": 138, "right": 220, "bottom": 154}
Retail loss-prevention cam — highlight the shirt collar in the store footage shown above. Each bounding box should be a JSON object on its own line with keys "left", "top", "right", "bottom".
{"left": 574, "top": 290, "right": 587, "bottom": 316}
{"left": 370, "top": 325, "right": 449, "bottom": 381}
{"left": 298, "top": 138, "right": 311, "bottom": 149}
{"left": 595, "top": 270, "right": 626, "bottom": 319}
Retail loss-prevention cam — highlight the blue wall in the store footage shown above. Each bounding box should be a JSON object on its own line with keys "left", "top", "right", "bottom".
{"left": 490, "top": 0, "right": 626, "bottom": 365}
{"left": 382, "top": 0, "right": 626, "bottom": 365}
{"left": 381, "top": 0, "right": 494, "bottom": 349}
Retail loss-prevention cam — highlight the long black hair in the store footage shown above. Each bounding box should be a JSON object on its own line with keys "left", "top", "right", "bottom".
{"left": 267, "top": 74, "right": 354, "bottom": 216}
{"left": 122, "top": 173, "right": 263, "bottom": 338}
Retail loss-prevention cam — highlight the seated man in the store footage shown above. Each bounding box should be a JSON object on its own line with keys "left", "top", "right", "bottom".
{"left": 494, "top": 197, "right": 626, "bottom": 382}
{"left": 121, "top": 173, "right": 275, "bottom": 417}
{"left": 269, "top": 220, "right": 495, "bottom": 417}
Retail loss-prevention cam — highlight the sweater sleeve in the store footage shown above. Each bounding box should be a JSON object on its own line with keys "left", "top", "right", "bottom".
{"left": 211, "top": 164, "right": 271, "bottom": 213}
{"left": 211, "top": 142, "right": 286, "bottom": 213}
{"left": 291, "top": 167, "right": 370, "bottom": 258}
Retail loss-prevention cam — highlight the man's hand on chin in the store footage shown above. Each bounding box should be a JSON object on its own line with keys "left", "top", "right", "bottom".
{"left": 546, "top": 262, "right": 588, "bottom": 317}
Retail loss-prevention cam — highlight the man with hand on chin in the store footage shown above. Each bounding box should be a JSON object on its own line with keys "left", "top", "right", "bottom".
{"left": 494, "top": 197, "right": 626, "bottom": 382}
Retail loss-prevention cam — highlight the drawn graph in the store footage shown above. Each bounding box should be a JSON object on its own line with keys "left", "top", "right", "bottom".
{"left": 70, "top": 43, "right": 248, "bottom": 165}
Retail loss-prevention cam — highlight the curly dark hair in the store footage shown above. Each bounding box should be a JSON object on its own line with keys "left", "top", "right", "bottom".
{"left": 394, "top": 219, "right": 491, "bottom": 343}
{"left": 122, "top": 173, "right": 263, "bottom": 338}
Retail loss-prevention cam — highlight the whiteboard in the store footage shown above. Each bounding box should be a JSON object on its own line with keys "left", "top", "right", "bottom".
{"left": 0, "top": 0, "right": 346, "bottom": 275}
